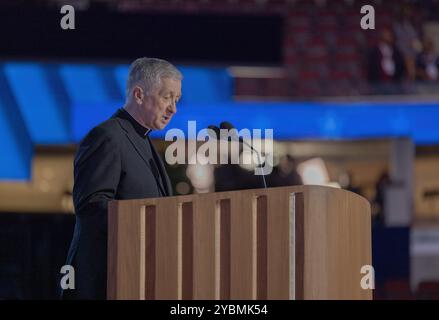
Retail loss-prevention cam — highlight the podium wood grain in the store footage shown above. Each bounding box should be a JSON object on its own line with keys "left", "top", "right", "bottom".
{"left": 107, "top": 185, "right": 372, "bottom": 300}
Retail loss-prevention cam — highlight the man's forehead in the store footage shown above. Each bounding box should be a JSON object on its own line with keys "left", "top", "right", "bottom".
{"left": 159, "top": 78, "right": 182, "bottom": 92}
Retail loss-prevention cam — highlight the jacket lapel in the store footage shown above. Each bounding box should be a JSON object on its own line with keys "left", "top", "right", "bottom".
{"left": 115, "top": 117, "right": 168, "bottom": 197}
{"left": 147, "top": 135, "right": 173, "bottom": 196}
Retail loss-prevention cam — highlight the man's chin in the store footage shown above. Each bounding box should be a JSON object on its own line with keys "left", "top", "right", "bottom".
{"left": 156, "top": 122, "right": 168, "bottom": 130}
{"left": 158, "top": 119, "right": 171, "bottom": 130}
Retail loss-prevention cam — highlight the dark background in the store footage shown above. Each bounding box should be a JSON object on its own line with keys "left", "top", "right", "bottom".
{"left": 0, "top": 8, "right": 282, "bottom": 64}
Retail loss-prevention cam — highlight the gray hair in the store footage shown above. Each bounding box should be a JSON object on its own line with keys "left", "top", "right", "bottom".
{"left": 126, "top": 57, "right": 183, "bottom": 98}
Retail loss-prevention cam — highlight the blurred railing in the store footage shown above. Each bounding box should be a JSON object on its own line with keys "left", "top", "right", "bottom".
{"left": 230, "top": 65, "right": 439, "bottom": 100}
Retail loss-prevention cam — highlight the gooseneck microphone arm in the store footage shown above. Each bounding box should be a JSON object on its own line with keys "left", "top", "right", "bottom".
{"left": 219, "top": 121, "right": 267, "bottom": 189}
{"left": 238, "top": 137, "right": 267, "bottom": 189}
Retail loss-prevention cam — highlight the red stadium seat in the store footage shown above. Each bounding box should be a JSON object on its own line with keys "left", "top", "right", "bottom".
{"left": 384, "top": 279, "right": 414, "bottom": 300}
{"left": 416, "top": 281, "right": 439, "bottom": 300}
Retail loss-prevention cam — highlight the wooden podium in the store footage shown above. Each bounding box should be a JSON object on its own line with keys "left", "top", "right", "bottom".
{"left": 107, "top": 185, "right": 372, "bottom": 300}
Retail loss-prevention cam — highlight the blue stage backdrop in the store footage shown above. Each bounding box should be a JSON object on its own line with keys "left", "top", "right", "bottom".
{"left": 1, "top": 61, "right": 439, "bottom": 180}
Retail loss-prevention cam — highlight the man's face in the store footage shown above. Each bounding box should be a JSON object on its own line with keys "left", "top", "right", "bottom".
{"left": 140, "top": 77, "right": 182, "bottom": 130}
{"left": 381, "top": 29, "right": 394, "bottom": 45}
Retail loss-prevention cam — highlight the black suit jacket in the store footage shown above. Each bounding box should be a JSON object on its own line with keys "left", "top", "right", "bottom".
{"left": 62, "top": 108, "right": 172, "bottom": 299}
{"left": 367, "top": 45, "right": 406, "bottom": 83}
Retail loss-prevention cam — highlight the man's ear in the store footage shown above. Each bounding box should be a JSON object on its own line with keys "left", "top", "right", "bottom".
{"left": 133, "top": 86, "right": 144, "bottom": 104}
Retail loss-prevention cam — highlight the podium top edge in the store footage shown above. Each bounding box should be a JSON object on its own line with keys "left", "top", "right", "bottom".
{"left": 109, "top": 185, "right": 369, "bottom": 208}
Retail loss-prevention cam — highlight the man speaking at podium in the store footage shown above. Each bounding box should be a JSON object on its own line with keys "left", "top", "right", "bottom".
{"left": 62, "top": 58, "right": 182, "bottom": 299}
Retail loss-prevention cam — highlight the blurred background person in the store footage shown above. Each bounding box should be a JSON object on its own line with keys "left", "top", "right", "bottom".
{"left": 372, "top": 172, "right": 391, "bottom": 225}
{"left": 367, "top": 28, "right": 406, "bottom": 94}
{"left": 267, "top": 155, "right": 302, "bottom": 187}
{"left": 416, "top": 37, "right": 439, "bottom": 82}
{"left": 338, "top": 171, "right": 362, "bottom": 196}
{"left": 393, "top": 4, "right": 422, "bottom": 81}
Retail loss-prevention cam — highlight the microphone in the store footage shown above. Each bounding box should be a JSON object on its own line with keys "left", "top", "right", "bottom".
{"left": 207, "top": 125, "right": 221, "bottom": 140}
{"left": 219, "top": 121, "right": 239, "bottom": 142}
{"left": 219, "top": 121, "right": 267, "bottom": 189}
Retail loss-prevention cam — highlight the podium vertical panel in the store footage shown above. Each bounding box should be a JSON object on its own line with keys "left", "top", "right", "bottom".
{"left": 265, "top": 190, "right": 293, "bottom": 299}
{"left": 303, "top": 187, "right": 372, "bottom": 299}
{"left": 229, "top": 192, "right": 257, "bottom": 299}
{"left": 192, "top": 194, "right": 217, "bottom": 299}
{"left": 107, "top": 201, "right": 146, "bottom": 299}
{"left": 303, "top": 187, "right": 329, "bottom": 299}
{"left": 325, "top": 188, "right": 372, "bottom": 299}
{"left": 181, "top": 201, "right": 195, "bottom": 299}
{"left": 293, "top": 192, "right": 305, "bottom": 300}
{"left": 218, "top": 198, "right": 231, "bottom": 299}
{"left": 256, "top": 195, "right": 268, "bottom": 299}
{"left": 144, "top": 205, "right": 156, "bottom": 300}
{"left": 155, "top": 197, "right": 180, "bottom": 299}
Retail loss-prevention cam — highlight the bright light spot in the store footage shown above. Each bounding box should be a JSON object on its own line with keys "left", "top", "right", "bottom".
{"left": 186, "top": 153, "right": 214, "bottom": 193}
{"left": 297, "top": 158, "right": 329, "bottom": 185}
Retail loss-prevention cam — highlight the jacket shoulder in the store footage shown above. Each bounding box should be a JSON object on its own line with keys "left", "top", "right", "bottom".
{"left": 74, "top": 118, "right": 123, "bottom": 166}
{"left": 82, "top": 118, "right": 124, "bottom": 143}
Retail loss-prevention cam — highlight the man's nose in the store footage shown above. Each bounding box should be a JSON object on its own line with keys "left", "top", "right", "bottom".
{"left": 169, "top": 100, "right": 177, "bottom": 114}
